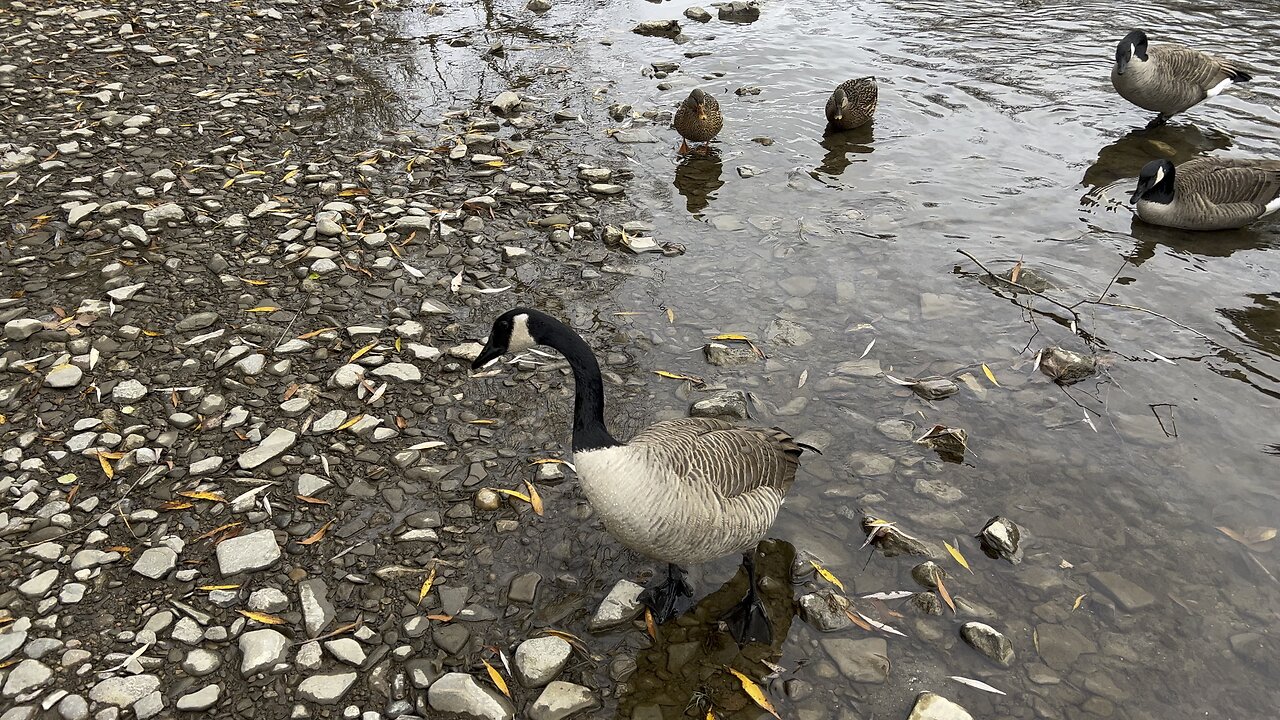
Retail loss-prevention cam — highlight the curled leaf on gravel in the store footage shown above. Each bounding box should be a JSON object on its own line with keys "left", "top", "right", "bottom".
{"left": 335, "top": 414, "right": 364, "bottom": 432}
{"left": 195, "top": 522, "right": 243, "bottom": 541}
{"left": 159, "top": 501, "right": 193, "bottom": 511}
{"left": 495, "top": 488, "right": 532, "bottom": 504}
{"left": 178, "top": 491, "right": 225, "bottom": 502}
{"left": 297, "top": 519, "right": 335, "bottom": 545}
{"left": 483, "top": 659, "right": 511, "bottom": 698}
{"left": 199, "top": 584, "right": 240, "bottom": 591}
{"left": 246, "top": 306, "right": 279, "bottom": 313}
{"left": 525, "top": 480, "right": 544, "bottom": 516}
{"left": 349, "top": 342, "right": 376, "bottom": 362}
{"left": 419, "top": 564, "right": 437, "bottom": 604}
{"left": 238, "top": 610, "right": 286, "bottom": 625}
{"left": 296, "top": 326, "right": 338, "bottom": 340}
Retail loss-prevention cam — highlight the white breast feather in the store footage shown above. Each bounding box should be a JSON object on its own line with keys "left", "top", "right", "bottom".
{"left": 1263, "top": 195, "right": 1280, "bottom": 217}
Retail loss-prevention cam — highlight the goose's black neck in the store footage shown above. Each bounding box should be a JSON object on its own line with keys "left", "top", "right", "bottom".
{"left": 538, "top": 317, "right": 621, "bottom": 452}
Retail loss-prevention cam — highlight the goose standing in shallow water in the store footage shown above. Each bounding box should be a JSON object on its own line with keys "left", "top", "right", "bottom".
{"left": 674, "top": 88, "right": 723, "bottom": 154}
{"left": 825, "top": 77, "right": 877, "bottom": 131}
{"left": 1130, "top": 157, "right": 1280, "bottom": 231}
{"left": 472, "top": 308, "right": 806, "bottom": 644}
{"left": 1111, "top": 30, "right": 1254, "bottom": 129}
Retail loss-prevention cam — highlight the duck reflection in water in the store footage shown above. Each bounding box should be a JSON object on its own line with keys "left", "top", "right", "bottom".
{"left": 673, "top": 153, "right": 724, "bottom": 214}
{"left": 815, "top": 122, "right": 874, "bottom": 179}
{"left": 617, "top": 539, "right": 796, "bottom": 720}
{"left": 1080, "top": 124, "right": 1231, "bottom": 208}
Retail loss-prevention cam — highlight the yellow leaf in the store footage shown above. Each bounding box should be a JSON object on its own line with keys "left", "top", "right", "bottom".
{"left": 240, "top": 278, "right": 269, "bottom": 286}
{"left": 707, "top": 711, "right": 716, "bottom": 720}
{"left": 246, "top": 306, "right": 279, "bottom": 313}
{"left": 426, "top": 614, "right": 453, "bottom": 622}
{"left": 944, "top": 541, "right": 973, "bottom": 573}
{"left": 809, "top": 560, "right": 845, "bottom": 591}
{"left": 981, "top": 363, "right": 1001, "bottom": 387}
{"left": 644, "top": 608, "right": 657, "bottom": 640}
{"left": 282, "top": 169, "right": 299, "bottom": 182}
{"left": 530, "top": 458, "right": 566, "bottom": 465}
{"left": 141, "top": 329, "right": 163, "bottom": 337}
{"left": 395, "top": 337, "right": 402, "bottom": 352}
{"left": 666, "top": 307, "right": 675, "bottom": 324}
{"left": 295, "top": 495, "right": 331, "bottom": 505}
{"left": 495, "top": 488, "right": 532, "bottom": 504}
{"left": 653, "top": 370, "right": 703, "bottom": 383}
{"left": 485, "top": 159, "right": 506, "bottom": 167}
{"left": 1072, "top": 594, "right": 1086, "bottom": 611}
{"left": 178, "top": 491, "right": 226, "bottom": 502}
{"left": 297, "top": 326, "right": 338, "bottom": 340}
{"left": 298, "top": 518, "right": 334, "bottom": 545}
{"left": 483, "top": 659, "right": 510, "bottom": 698}
{"left": 222, "top": 178, "right": 234, "bottom": 189}
{"left": 468, "top": 419, "right": 496, "bottom": 425}
{"left": 1217, "top": 526, "right": 1278, "bottom": 549}
{"left": 238, "top": 610, "right": 286, "bottom": 625}
{"left": 937, "top": 576, "right": 956, "bottom": 614}
{"left": 97, "top": 452, "right": 115, "bottom": 479}
{"left": 360, "top": 156, "right": 379, "bottom": 166}
{"left": 195, "top": 521, "right": 243, "bottom": 541}
{"left": 419, "top": 564, "right": 437, "bottom": 604}
{"left": 159, "top": 500, "right": 193, "bottom": 511}
{"left": 525, "top": 480, "right": 544, "bottom": 516}
{"left": 727, "top": 667, "right": 780, "bottom": 720}
{"left": 710, "top": 333, "right": 752, "bottom": 341}
{"left": 337, "top": 188, "right": 369, "bottom": 197}
{"left": 349, "top": 341, "right": 376, "bottom": 363}
{"left": 336, "top": 414, "right": 364, "bottom": 432}
{"left": 199, "top": 584, "right": 241, "bottom": 591}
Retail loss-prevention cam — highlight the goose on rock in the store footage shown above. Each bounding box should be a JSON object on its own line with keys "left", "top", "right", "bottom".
{"left": 1130, "top": 157, "right": 1280, "bottom": 231}
{"left": 471, "top": 308, "right": 806, "bottom": 644}
{"left": 1111, "top": 30, "right": 1254, "bottom": 129}
{"left": 825, "top": 77, "right": 877, "bottom": 131}
{"left": 673, "top": 88, "right": 723, "bottom": 154}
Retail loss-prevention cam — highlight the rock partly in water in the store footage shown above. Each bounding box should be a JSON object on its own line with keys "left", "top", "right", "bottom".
{"left": 798, "top": 588, "right": 853, "bottom": 632}
{"left": 959, "top": 622, "right": 1015, "bottom": 667}
{"left": 689, "top": 390, "right": 750, "bottom": 420}
{"left": 1039, "top": 346, "right": 1096, "bottom": 385}
{"left": 977, "top": 516, "right": 1023, "bottom": 563}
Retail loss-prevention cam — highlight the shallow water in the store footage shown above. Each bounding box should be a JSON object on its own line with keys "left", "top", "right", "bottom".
{"left": 388, "top": 0, "right": 1280, "bottom": 717}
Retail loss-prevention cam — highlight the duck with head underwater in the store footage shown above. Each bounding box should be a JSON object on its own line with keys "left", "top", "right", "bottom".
{"left": 471, "top": 308, "right": 810, "bottom": 645}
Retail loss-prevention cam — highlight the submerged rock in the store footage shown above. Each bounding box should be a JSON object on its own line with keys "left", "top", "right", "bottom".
{"left": 1039, "top": 346, "right": 1096, "bottom": 385}
{"left": 977, "top": 516, "right": 1023, "bottom": 563}
{"left": 703, "top": 342, "right": 759, "bottom": 366}
{"left": 689, "top": 390, "right": 749, "bottom": 420}
{"left": 798, "top": 588, "right": 853, "bottom": 632}
{"left": 911, "top": 376, "right": 959, "bottom": 400}
{"left": 959, "top": 621, "right": 1014, "bottom": 667}
{"left": 910, "top": 561, "right": 946, "bottom": 590}
{"left": 863, "top": 516, "right": 935, "bottom": 558}
{"left": 820, "top": 637, "right": 889, "bottom": 683}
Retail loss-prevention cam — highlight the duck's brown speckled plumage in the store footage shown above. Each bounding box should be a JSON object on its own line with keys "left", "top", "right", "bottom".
{"left": 674, "top": 88, "right": 723, "bottom": 144}
{"left": 825, "top": 77, "right": 877, "bottom": 130}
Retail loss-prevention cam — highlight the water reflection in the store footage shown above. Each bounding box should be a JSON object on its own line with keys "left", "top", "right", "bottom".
{"left": 1081, "top": 124, "right": 1233, "bottom": 190}
{"left": 1125, "top": 216, "right": 1278, "bottom": 266}
{"left": 814, "top": 123, "right": 875, "bottom": 178}
{"left": 618, "top": 540, "right": 796, "bottom": 720}
{"left": 673, "top": 154, "right": 725, "bottom": 214}
{"left": 1221, "top": 293, "right": 1280, "bottom": 361}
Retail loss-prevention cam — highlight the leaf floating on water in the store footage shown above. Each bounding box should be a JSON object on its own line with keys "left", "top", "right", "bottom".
{"left": 349, "top": 342, "right": 376, "bottom": 363}
{"left": 297, "top": 519, "right": 334, "bottom": 546}
{"left": 726, "top": 667, "right": 780, "bottom": 720}
{"left": 944, "top": 541, "right": 973, "bottom": 573}
{"left": 1216, "top": 526, "right": 1277, "bottom": 550}
{"left": 981, "top": 363, "right": 1001, "bottom": 387}
{"left": 843, "top": 608, "right": 873, "bottom": 632}
{"left": 861, "top": 590, "right": 915, "bottom": 601}
{"left": 856, "top": 612, "right": 907, "bottom": 637}
{"left": 418, "top": 564, "right": 438, "bottom": 604}
{"left": 950, "top": 675, "right": 1008, "bottom": 695}
{"left": 798, "top": 369, "right": 808, "bottom": 388}
{"left": 525, "top": 480, "right": 545, "bottom": 516}
{"left": 859, "top": 338, "right": 876, "bottom": 359}
{"left": 178, "top": 491, "right": 226, "bottom": 502}
{"left": 809, "top": 560, "right": 845, "bottom": 591}
{"left": 335, "top": 414, "right": 364, "bottom": 432}
{"left": 483, "top": 659, "right": 511, "bottom": 698}
{"left": 1072, "top": 594, "right": 1086, "bottom": 611}
{"left": 936, "top": 576, "right": 956, "bottom": 614}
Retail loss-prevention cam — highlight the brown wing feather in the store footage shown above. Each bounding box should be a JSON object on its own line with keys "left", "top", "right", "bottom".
{"left": 1150, "top": 43, "right": 1238, "bottom": 91}
{"left": 629, "top": 418, "right": 801, "bottom": 499}
{"left": 1181, "top": 158, "right": 1280, "bottom": 207}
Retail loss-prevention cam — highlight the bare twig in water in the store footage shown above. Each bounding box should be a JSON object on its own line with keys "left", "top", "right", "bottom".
{"left": 1150, "top": 403, "right": 1178, "bottom": 438}
{"left": 957, "top": 250, "right": 1212, "bottom": 341}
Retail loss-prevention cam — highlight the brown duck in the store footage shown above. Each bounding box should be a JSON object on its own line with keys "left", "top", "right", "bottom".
{"left": 825, "top": 77, "right": 877, "bottom": 130}
{"left": 674, "top": 88, "right": 723, "bottom": 153}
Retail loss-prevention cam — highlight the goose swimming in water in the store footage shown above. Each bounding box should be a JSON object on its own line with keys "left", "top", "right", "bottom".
{"left": 825, "top": 77, "right": 877, "bottom": 131}
{"left": 472, "top": 308, "right": 806, "bottom": 644}
{"left": 1130, "top": 157, "right": 1280, "bottom": 231}
{"left": 1111, "top": 30, "right": 1253, "bottom": 129}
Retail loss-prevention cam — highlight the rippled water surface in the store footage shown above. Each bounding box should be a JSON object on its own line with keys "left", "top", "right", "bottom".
{"left": 389, "top": 0, "right": 1280, "bottom": 717}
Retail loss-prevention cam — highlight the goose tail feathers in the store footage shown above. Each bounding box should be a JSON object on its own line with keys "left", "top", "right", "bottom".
{"left": 1223, "top": 63, "right": 1253, "bottom": 83}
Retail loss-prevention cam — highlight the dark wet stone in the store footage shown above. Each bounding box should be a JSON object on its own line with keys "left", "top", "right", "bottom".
{"left": 433, "top": 624, "right": 470, "bottom": 655}
{"left": 977, "top": 516, "right": 1023, "bottom": 563}
{"left": 1039, "top": 346, "right": 1097, "bottom": 385}
{"left": 508, "top": 572, "right": 541, "bottom": 604}
{"left": 959, "top": 622, "right": 1014, "bottom": 667}
{"left": 689, "top": 390, "right": 749, "bottom": 420}
{"left": 798, "top": 588, "right": 852, "bottom": 631}
{"left": 820, "top": 637, "right": 889, "bottom": 683}
{"left": 1088, "top": 571, "right": 1155, "bottom": 611}
{"left": 632, "top": 20, "right": 681, "bottom": 38}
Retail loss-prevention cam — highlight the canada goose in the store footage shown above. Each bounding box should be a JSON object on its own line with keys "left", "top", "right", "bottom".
{"left": 673, "top": 89, "right": 723, "bottom": 154}
{"left": 825, "top": 77, "right": 877, "bottom": 130}
{"left": 1130, "top": 157, "right": 1280, "bottom": 231}
{"left": 1111, "top": 30, "right": 1253, "bottom": 128}
{"left": 471, "top": 308, "right": 805, "bottom": 644}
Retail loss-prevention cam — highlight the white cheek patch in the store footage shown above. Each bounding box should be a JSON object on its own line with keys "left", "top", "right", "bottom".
{"left": 1154, "top": 167, "right": 1166, "bottom": 185}
{"left": 508, "top": 313, "right": 535, "bottom": 352}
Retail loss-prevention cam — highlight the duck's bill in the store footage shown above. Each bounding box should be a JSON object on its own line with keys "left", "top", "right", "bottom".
{"left": 471, "top": 344, "right": 506, "bottom": 370}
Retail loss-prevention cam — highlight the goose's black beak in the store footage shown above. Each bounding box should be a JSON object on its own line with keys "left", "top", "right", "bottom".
{"left": 1129, "top": 181, "right": 1148, "bottom": 204}
{"left": 472, "top": 343, "right": 506, "bottom": 370}
{"left": 1115, "top": 57, "right": 1128, "bottom": 75}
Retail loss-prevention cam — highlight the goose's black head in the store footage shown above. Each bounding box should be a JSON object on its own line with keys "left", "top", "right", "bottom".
{"left": 1131, "top": 159, "right": 1175, "bottom": 204}
{"left": 472, "top": 307, "right": 546, "bottom": 369}
{"left": 1115, "top": 30, "right": 1149, "bottom": 75}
